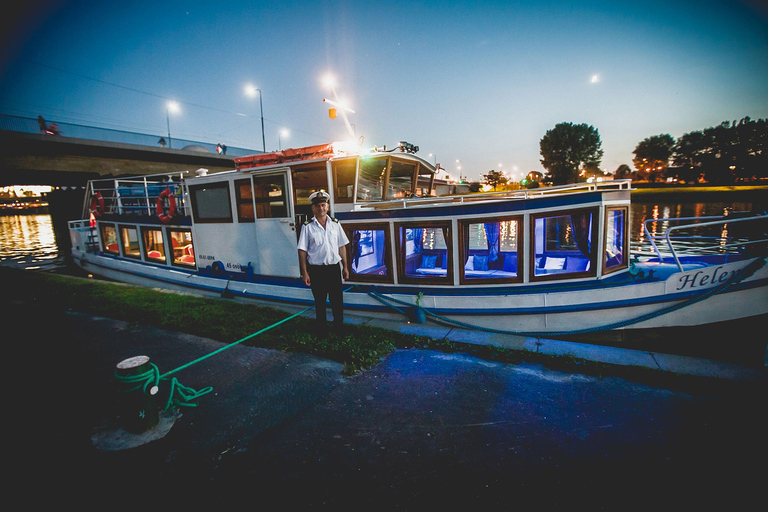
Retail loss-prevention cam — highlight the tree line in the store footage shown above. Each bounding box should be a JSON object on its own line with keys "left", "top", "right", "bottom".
{"left": 484, "top": 117, "right": 767, "bottom": 187}
{"left": 630, "top": 117, "right": 767, "bottom": 184}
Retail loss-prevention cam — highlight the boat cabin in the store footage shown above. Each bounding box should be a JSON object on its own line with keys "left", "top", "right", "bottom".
{"left": 74, "top": 142, "right": 631, "bottom": 288}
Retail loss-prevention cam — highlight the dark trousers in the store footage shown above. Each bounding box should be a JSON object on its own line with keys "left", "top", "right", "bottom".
{"left": 307, "top": 263, "right": 344, "bottom": 334}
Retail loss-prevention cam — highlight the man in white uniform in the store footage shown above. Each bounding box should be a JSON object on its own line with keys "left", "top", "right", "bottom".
{"left": 297, "top": 190, "right": 350, "bottom": 336}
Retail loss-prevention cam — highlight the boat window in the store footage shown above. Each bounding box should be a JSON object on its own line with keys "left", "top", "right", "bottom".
{"left": 120, "top": 225, "right": 141, "bottom": 259}
{"left": 531, "top": 208, "right": 597, "bottom": 280}
{"left": 332, "top": 158, "right": 356, "bottom": 203}
{"left": 189, "top": 182, "right": 233, "bottom": 223}
{"left": 235, "top": 179, "right": 255, "bottom": 223}
{"left": 142, "top": 227, "right": 166, "bottom": 263}
{"left": 168, "top": 229, "right": 195, "bottom": 267}
{"left": 100, "top": 223, "right": 119, "bottom": 254}
{"left": 357, "top": 157, "right": 387, "bottom": 201}
{"left": 252, "top": 174, "right": 288, "bottom": 218}
{"left": 604, "top": 207, "right": 628, "bottom": 273}
{"left": 344, "top": 223, "right": 392, "bottom": 283}
{"left": 459, "top": 217, "right": 521, "bottom": 283}
{"left": 387, "top": 160, "right": 416, "bottom": 199}
{"left": 292, "top": 167, "right": 328, "bottom": 207}
{"left": 396, "top": 221, "right": 452, "bottom": 283}
{"left": 416, "top": 165, "right": 434, "bottom": 197}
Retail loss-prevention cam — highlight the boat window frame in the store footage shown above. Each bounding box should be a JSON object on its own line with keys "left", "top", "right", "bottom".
{"left": 167, "top": 227, "right": 196, "bottom": 268}
{"left": 251, "top": 172, "right": 290, "bottom": 220}
{"left": 395, "top": 220, "right": 453, "bottom": 285}
{"left": 331, "top": 157, "right": 358, "bottom": 204}
{"left": 356, "top": 155, "right": 389, "bottom": 202}
{"left": 458, "top": 215, "right": 523, "bottom": 285}
{"left": 141, "top": 226, "right": 168, "bottom": 264}
{"left": 356, "top": 155, "right": 425, "bottom": 203}
{"left": 415, "top": 164, "right": 435, "bottom": 197}
{"left": 529, "top": 206, "right": 599, "bottom": 282}
{"left": 602, "top": 206, "right": 629, "bottom": 275}
{"left": 234, "top": 178, "right": 255, "bottom": 223}
{"left": 188, "top": 181, "right": 234, "bottom": 224}
{"left": 386, "top": 158, "right": 419, "bottom": 200}
{"left": 118, "top": 224, "right": 142, "bottom": 260}
{"left": 99, "top": 222, "right": 120, "bottom": 255}
{"left": 342, "top": 222, "right": 394, "bottom": 284}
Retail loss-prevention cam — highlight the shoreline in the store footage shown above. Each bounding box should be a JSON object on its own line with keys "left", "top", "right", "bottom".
{"left": 630, "top": 184, "right": 767, "bottom": 203}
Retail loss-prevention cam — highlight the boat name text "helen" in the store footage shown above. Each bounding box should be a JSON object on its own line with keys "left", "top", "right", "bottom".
{"left": 675, "top": 266, "right": 738, "bottom": 291}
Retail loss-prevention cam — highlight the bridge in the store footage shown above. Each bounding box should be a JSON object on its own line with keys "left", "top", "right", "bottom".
{"left": 0, "top": 114, "right": 261, "bottom": 187}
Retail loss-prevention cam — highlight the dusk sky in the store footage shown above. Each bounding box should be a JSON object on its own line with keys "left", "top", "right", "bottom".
{"left": 1, "top": 0, "right": 767, "bottom": 181}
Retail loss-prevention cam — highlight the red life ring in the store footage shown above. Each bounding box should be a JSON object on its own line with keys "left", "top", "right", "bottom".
{"left": 89, "top": 193, "right": 104, "bottom": 217}
{"left": 156, "top": 188, "right": 176, "bottom": 223}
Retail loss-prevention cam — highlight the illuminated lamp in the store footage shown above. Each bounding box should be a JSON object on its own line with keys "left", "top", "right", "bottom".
{"left": 329, "top": 108, "right": 337, "bottom": 119}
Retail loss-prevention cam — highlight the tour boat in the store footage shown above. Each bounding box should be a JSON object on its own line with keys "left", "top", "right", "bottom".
{"left": 68, "top": 141, "right": 768, "bottom": 337}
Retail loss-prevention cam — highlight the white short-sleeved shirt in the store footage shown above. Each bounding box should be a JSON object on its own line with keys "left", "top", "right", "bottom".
{"left": 297, "top": 216, "right": 349, "bottom": 265}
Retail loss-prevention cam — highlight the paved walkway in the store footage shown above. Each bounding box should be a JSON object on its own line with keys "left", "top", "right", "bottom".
{"left": 10, "top": 298, "right": 766, "bottom": 508}
{"left": 297, "top": 303, "right": 768, "bottom": 383}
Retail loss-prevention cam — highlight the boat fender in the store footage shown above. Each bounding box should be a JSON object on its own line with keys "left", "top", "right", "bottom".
{"left": 411, "top": 307, "right": 427, "bottom": 324}
{"left": 89, "top": 193, "right": 105, "bottom": 217}
{"left": 156, "top": 188, "right": 176, "bottom": 223}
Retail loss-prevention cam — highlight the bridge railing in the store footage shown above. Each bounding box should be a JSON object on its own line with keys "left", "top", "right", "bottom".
{"left": 0, "top": 113, "right": 261, "bottom": 157}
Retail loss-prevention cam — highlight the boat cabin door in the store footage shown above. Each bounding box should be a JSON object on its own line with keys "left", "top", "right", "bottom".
{"left": 251, "top": 170, "right": 299, "bottom": 277}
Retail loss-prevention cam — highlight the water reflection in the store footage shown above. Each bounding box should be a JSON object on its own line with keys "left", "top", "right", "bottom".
{"left": 630, "top": 201, "right": 761, "bottom": 256}
{"left": 0, "top": 214, "right": 66, "bottom": 270}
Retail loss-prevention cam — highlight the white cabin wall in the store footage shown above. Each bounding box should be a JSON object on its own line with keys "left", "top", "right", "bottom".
{"left": 188, "top": 177, "right": 291, "bottom": 276}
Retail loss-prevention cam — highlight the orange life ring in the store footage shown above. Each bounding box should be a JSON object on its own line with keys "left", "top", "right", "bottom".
{"left": 89, "top": 193, "right": 104, "bottom": 217}
{"left": 156, "top": 188, "right": 176, "bottom": 223}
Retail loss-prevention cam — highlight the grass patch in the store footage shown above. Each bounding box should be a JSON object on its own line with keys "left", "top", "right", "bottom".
{"left": 1, "top": 267, "right": 429, "bottom": 375}
{"left": 2, "top": 267, "right": 755, "bottom": 392}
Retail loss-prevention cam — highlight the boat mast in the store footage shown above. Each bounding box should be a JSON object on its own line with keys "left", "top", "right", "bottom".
{"left": 322, "top": 75, "right": 356, "bottom": 139}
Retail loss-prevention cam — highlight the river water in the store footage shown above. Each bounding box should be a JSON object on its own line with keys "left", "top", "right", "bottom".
{"left": 1, "top": 197, "right": 766, "bottom": 271}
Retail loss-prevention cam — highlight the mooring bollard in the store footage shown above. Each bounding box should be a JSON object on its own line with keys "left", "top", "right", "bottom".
{"left": 115, "top": 355, "right": 159, "bottom": 433}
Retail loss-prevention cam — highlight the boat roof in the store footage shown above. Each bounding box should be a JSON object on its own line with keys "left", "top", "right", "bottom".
{"left": 233, "top": 141, "right": 437, "bottom": 173}
{"left": 233, "top": 143, "right": 336, "bottom": 170}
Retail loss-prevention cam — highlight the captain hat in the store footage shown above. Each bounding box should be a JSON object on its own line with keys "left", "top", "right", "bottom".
{"left": 309, "top": 190, "right": 330, "bottom": 204}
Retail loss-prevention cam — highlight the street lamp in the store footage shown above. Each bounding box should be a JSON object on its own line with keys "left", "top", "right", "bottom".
{"left": 455, "top": 159, "right": 464, "bottom": 182}
{"left": 166, "top": 101, "right": 179, "bottom": 149}
{"left": 245, "top": 84, "right": 266, "bottom": 153}
{"left": 279, "top": 129, "right": 289, "bottom": 151}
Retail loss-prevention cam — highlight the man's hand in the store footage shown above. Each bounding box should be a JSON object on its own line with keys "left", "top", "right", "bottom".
{"left": 301, "top": 271, "right": 311, "bottom": 287}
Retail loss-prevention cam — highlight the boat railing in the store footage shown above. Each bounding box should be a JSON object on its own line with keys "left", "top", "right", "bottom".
{"left": 68, "top": 219, "right": 98, "bottom": 252}
{"left": 86, "top": 171, "right": 189, "bottom": 219}
{"left": 357, "top": 179, "right": 632, "bottom": 211}
{"left": 642, "top": 213, "right": 768, "bottom": 271}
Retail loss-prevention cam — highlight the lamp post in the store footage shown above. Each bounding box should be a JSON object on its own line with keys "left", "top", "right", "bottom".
{"left": 279, "top": 129, "right": 289, "bottom": 151}
{"left": 455, "top": 159, "right": 464, "bottom": 183}
{"left": 166, "top": 101, "right": 179, "bottom": 149}
{"left": 322, "top": 74, "right": 356, "bottom": 139}
{"left": 245, "top": 84, "right": 266, "bottom": 153}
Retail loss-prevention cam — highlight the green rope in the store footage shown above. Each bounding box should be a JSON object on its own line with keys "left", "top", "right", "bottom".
{"left": 114, "top": 304, "right": 315, "bottom": 410}
{"left": 362, "top": 256, "right": 767, "bottom": 338}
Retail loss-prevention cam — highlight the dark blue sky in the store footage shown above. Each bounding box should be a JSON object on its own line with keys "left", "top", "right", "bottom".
{"left": 2, "top": 0, "right": 767, "bottom": 180}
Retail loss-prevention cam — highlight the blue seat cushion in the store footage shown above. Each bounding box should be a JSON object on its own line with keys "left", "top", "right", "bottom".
{"left": 503, "top": 254, "right": 517, "bottom": 272}
{"left": 473, "top": 255, "right": 489, "bottom": 271}
{"left": 421, "top": 254, "right": 437, "bottom": 269}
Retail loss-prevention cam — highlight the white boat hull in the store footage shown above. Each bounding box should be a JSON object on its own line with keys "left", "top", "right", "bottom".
{"left": 72, "top": 249, "right": 768, "bottom": 336}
